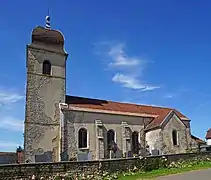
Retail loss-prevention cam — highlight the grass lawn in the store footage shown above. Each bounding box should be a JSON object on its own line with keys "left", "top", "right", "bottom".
{"left": 118, "top": 162, "right": 211, "bottom": 180}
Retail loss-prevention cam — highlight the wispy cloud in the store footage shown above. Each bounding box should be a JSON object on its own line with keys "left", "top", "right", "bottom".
{"left": 0, "top": 91, "right": 24, "bottom": 105}
{"left": 120, "top": 100, "right": 164, "bottom": 107}
{"left": 164, "top": 94, "right": 174, "bottom": 99}
{"left": 112, "top": 73, "right": 159, "bottom": 91}
{"left": 0, "top": 117, "right": 24, "bottom": 132}
{"left": 108, "top": 44, "right": 140, "bottom": 67}
{"left": 164, "top": 88, "right": 189, "bottom": 99}
{"left": 195, "top": 98, "right": 211, "bottom": 110}
{"left": 97, "top": 42, "right": 160, "bottom": 91}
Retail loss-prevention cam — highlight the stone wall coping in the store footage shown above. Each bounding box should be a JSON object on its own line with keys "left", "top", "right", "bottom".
{"left": 1, "top": 152, "right": 211, "bottom": 179}
{"left": 1, "top": 152, "right": 210, "bottom": 167}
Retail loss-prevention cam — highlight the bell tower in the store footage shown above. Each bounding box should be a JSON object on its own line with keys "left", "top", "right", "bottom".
{"left": 24, "top": 16, "right": 68, "bottom": 162}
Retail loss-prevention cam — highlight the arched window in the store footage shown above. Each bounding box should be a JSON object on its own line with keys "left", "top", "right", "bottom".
{"left": 78, "top": 128, "right": 87, "bottom": 148}
{"left": 132, "top": 131, "right": 139, "bottom": 154}
{"left": 172, "top": 130, "right": 178, "bottom": 146}
{"left": 42, "top": 60, "right": 51, "bottom": 75}
{"left": 107, "top": 129, "right": 115, "bottom": 150}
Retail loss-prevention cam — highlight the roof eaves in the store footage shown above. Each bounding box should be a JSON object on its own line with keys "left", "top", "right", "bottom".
{"left": 68, "top": 106, "right": 158, "bottom": 118}
{"left": 144, "top": 126, "right": 161, "bottom": 132}
{"left": 191, "top": 135, "right": 206, "bottom": 144}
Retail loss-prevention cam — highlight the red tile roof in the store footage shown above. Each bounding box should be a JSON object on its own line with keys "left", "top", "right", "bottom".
{"left": 191, "top": 135, "right": 206, "bottom": 145}
{"left": 145, "top": 110, "right": 171, "bottom": 130}
{"left": 0, "top": 151, "right": 24, "bottom": 164}
{"left": 0, "top": 152, "right": 16, "bottom": 155}
{"left": 206, "top": 128, "right": 211, "bottom": 139}
{"left": 66, "top": 96, "right": 189, "bottom": 129}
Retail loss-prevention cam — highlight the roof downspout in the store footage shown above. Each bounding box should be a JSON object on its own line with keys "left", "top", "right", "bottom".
{"left": 58, "top": 102, "right": 68, "bottom": 161}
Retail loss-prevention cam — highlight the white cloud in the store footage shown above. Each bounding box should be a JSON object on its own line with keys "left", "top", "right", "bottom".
{"left": 120, "top": 100, "right": 164, "bottom": 107}
{"left": 163, "top": 88, "right": 190, "bottom": 100}
{"left": 142, "top": 86, "right": 161, "bottom": 91}
{"left": 112, "top": 73, "right": 160, "bottom": 91}
{"left": 164, "top": 94, "right": 174, "bottom": 99}
{"left": 141, "top": 103, "right": 165, "bottom": 107}
{"left": 0, "top": 117, "right": 24, "bottom": 132}
{"left": 95, "top": 41, "right": 160, "bottom": 91}
{"left": 108, "top": 44, "right": 140, "bottom": 67}
{"left": 0, "top": 91, "right": 24, "bottom": 105}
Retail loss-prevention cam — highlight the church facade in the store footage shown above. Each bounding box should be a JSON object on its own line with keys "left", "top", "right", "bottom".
{"left": 24, "top": 24, "right": 195, "bottom": 163}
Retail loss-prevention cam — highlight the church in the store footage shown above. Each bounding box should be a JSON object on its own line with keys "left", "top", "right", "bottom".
{"left": 24, "top": 17, "right": 199, "bottom": 163}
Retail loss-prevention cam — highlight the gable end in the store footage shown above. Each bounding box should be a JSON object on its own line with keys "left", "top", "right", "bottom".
{"left": 160, "top": 111, "right": 186, "bottom": 129}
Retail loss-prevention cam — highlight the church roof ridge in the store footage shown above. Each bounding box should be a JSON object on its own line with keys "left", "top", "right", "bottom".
{"left": 65, "top": 95, "right": 188, "bottom": 120}
{"left": 66, "top": 95, "right": 170, "bottom": 109}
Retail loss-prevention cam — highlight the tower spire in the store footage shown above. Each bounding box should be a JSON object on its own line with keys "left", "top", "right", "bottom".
{"left": 45, "top": 8, "right": 51, "bottom": 29}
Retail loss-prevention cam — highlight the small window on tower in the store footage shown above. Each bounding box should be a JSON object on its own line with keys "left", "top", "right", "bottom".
{"left": 42, "top": 60, "right": 51, "bottom": 75}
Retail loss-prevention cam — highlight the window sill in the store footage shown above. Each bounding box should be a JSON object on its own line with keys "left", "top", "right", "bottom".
{"left": 174, "top": 145, "right": 179, "bottom": 147}
{"left": 27, "top": 72, "right": 65, "bottom": 79}
{"left": 43, "top": 74, "right": 52, "bottom": 77}
{"left": 78, "top": 148, "right": 89, "bottom": 151}
{"left": 125, "top": 137, "right": 131, "bottom": 140}
{"left": 97, "top": 136, "right": 104, "bottom": 139}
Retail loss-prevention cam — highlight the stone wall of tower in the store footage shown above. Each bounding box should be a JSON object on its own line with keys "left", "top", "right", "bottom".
{"left": 24, "top": 37, "right": 67, "bottom": 163}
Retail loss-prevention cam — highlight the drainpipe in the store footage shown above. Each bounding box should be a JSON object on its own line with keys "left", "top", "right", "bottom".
{"left": 58, "top": 102, "right": 68, "bottom": 161}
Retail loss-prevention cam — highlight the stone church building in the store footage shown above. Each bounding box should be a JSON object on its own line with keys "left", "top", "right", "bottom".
{"left": 24, "top": 22, "right": 196, "bottom": 163}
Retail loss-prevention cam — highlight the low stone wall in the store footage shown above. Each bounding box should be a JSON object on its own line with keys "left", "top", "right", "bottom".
{"left": 0, "top": 152, "right": 211, "bottom": 179}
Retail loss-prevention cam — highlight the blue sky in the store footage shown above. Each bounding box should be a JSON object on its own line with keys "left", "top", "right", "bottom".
{"left": 0, "top": 0, "right": 211, "bottom": 151}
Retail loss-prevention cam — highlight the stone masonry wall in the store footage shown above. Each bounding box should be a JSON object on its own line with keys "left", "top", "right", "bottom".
{"left": 24, "top": 45, "right": 66, "bottom": 163}
{"left": 62, "top": 109, "right": 192, "bottom": 160}
{"left": 145, "top": 113, "right": 191, "bottom": 155}
{"left": 162, "top": 114, "right": 189, "bottom": 154}
{"left": 0, "top": 152, "right": 211, "bottom": 179}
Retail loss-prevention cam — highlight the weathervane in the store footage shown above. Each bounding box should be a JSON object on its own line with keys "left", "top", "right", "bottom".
{"left": 45, "top": 7, "right": 51, "bottom": 29}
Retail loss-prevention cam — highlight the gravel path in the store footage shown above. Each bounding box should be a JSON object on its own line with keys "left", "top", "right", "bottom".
{"left": 156, "top": 168, "right": 211, "bottom": 180}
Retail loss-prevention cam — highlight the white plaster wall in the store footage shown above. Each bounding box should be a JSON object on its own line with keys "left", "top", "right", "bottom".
{"left": 207, "top": 139, "right": 211, "bottom": 145}
{"left": 145, "top": 129, "right": 162, "bottom": 153}
{"left": 66, "top": 110, "right": 149, "bottom": 160}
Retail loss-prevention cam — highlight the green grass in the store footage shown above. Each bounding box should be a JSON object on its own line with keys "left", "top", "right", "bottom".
{"left": 118, "top": 162, "right": 211, "bottom": 180}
